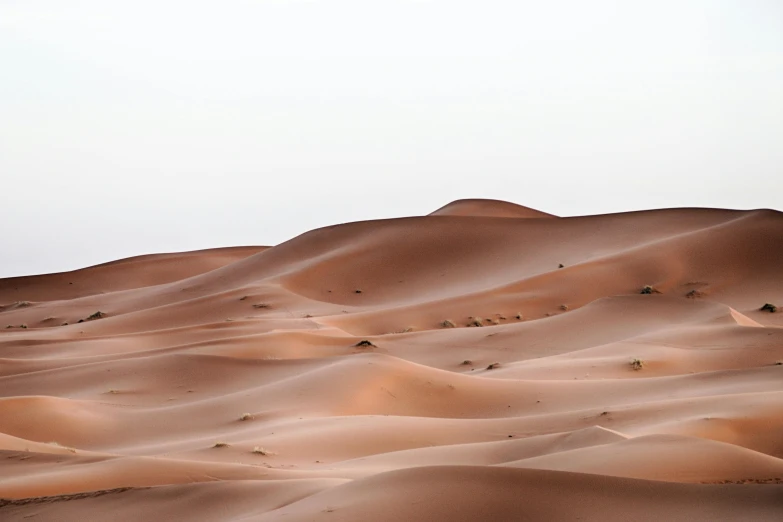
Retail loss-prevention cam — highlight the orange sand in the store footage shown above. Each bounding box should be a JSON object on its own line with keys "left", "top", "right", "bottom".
{"left": 1, "top": 200, "right": 782, "bottom": 521}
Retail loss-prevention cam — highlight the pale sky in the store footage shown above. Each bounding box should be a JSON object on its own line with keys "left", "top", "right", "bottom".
{"left": 1, "top": 0, "right": 782, "bottom": 277}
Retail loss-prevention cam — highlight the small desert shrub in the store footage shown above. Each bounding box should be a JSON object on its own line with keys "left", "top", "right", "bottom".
{"left": 460, "top": 359, "right": 472, "bottom": 366}
{"left": 558, "top": 264, "right": 564, "bottom": 268}
{"left": 19, "top": 324, "right": 28, "bottom": 329}
{"left": 760, "top": 303, "right": 778, "bottom": 313}
{"left": 252, "top": 446, "right": 275, "bottom": 455}
{"left": 213, "top": 442, "right": 230, "bottom": 448}
{"left": 640, "top": 285, "right": 659, "bottom": 295}
{"left": 515, "top": 313, "right": 522, "bottom": 320}
{"left": 355, "top": 339, "right": 376, "bottom": 348}
{"left": 355, "top": 289, "right": 362, "bottom": 294}
{"left": 239, "top": 413, "right": 253, "bottom": 421}
{"left": 559, "top": 304, "right": 569, "bottom": 311}
{"left": 252, "top": 303, "right": 271, "bottom": 309}
{"left": 441, "top": 319, "right": 456, "bottom": 328}
{"left": 467, "top": 317, "right": 484, "bottom": 327}
{"left": 239, "top": 296, "right": 248, "bottom": 301}
{"left": 774, "top": 361, "right": 782, "bottom": 366}
{"left": 686, "top": 290, "right": 704, "bottom": 299}
{"left": 86, "top": 311, "right": 106, "bottom": 321}
{"left": 486, "top": 362, "right": 501, "bottom": 370}
{"left": 107, "top": 389, "right": 119, "bottom": 394}
{"left": 630, "top": 358, "right": 644, "bottom": 371}
{"left": 396, "top": 327, "right": 414, "bottom": 333}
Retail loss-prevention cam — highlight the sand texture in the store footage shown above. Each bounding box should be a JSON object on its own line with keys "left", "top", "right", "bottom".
{"left": 1, "top": 200, "right": 782, "bottom": 521}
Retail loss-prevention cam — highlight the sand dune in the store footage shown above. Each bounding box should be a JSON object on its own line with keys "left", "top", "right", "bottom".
{"left": 429, "top": 198, "right": 557, "bottom": 218}
{"left": 504, "top": 433, "right": 783, "bottom": 482}
{"left": 1, "top": 200, "right": 782, "bottom": 520}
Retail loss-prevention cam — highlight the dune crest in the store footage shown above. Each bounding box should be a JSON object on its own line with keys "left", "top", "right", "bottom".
{"left": 429, "top": 198, "right": 557, "bottom": 218}
{"left": 1, "top": 202, "right": 782, "bottom": 520}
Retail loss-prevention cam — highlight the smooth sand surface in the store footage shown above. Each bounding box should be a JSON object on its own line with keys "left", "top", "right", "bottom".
{"left": 1, "top": 199, "right": 782, "bottom": 521}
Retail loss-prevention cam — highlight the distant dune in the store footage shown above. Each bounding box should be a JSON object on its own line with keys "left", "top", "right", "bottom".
{"left": 429, "top": 198, "right": 557, "bottom": 218}
{"left": 1, "top": 200, "right": 782, "bottom": 521}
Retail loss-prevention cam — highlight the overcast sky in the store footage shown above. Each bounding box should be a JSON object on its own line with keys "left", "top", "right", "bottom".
{"left": 1, "top": 0, "right": 782, "bottom": 277}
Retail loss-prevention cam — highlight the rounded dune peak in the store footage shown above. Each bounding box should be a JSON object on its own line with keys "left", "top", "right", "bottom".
{"left": 429, "top": 198, "right": 557, "bottom": 218}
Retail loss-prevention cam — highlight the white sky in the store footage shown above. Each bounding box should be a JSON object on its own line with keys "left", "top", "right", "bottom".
{"left": 1, "top": 0, "right": 782, "bottom": 277}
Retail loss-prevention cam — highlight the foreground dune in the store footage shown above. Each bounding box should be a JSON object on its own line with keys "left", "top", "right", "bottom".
{"left": 1, "top": 200, "right": 782, "bottom": 521}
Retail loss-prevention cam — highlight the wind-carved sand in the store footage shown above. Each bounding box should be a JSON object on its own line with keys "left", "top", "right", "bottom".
{"left": 1, "top": 200, "right": 782, "bottom": 521}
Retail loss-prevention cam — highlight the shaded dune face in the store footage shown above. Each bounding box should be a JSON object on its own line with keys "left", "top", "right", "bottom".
{"left": 1, "top": 199, "right": 782, "bottom": 521}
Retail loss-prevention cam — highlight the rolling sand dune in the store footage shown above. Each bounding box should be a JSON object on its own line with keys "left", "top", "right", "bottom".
{"left": 1, "top": 199, "right": 782, "bottom": 521}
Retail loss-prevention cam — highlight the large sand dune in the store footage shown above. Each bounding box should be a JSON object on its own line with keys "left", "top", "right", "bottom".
{"left": 1, "top": 199, "right": 782, "bottom": 520}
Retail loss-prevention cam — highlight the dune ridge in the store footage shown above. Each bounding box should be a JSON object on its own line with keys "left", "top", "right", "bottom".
{"left": 1, "top": 200, "right": 782, "bottom": 521}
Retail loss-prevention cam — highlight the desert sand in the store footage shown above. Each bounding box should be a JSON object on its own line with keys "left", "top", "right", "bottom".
{"left": 1, "top": 199, "right": 782, "bottom": 521}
